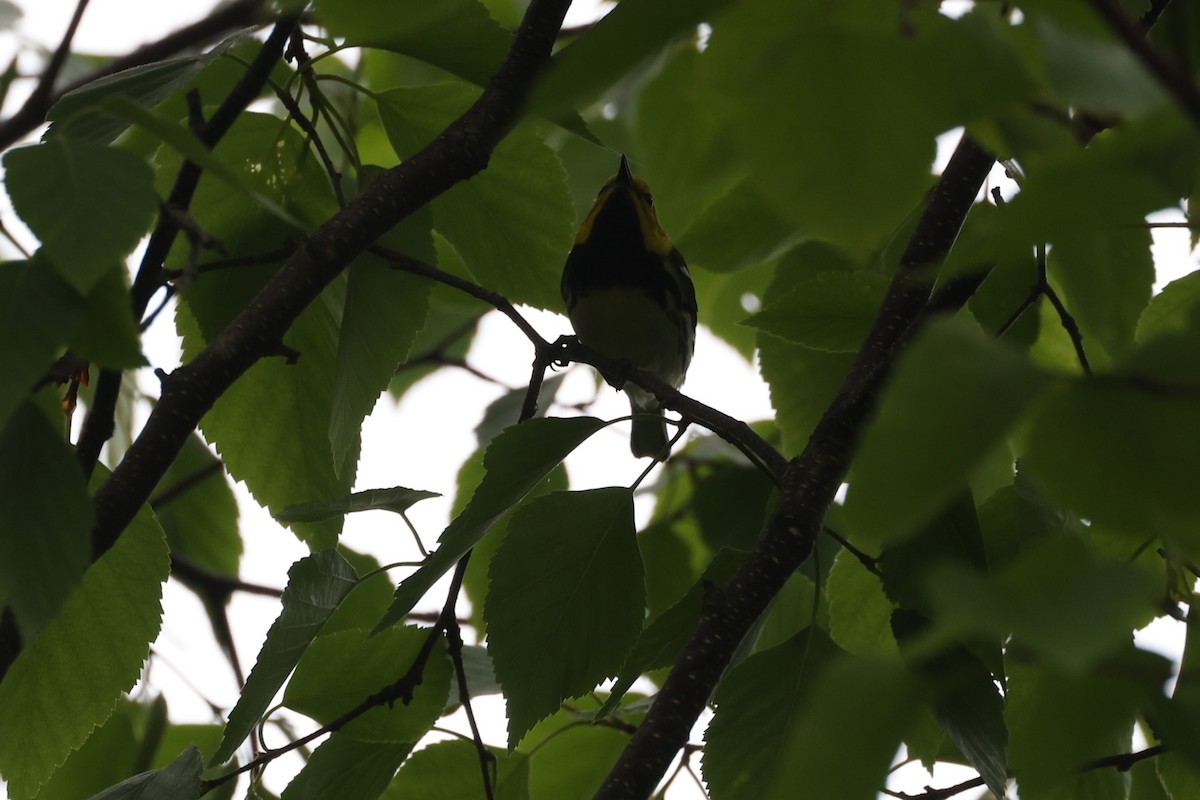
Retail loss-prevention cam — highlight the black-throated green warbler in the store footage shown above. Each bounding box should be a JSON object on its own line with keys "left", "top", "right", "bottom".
{"left": 561, "top": 155, "right": 697, "bottom": 458}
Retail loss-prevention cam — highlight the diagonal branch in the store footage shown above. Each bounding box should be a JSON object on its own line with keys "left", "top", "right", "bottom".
{"left": 76, "top": 13, "right": 301, "bottom": 488}
{"left": 1087, "top": 0, "right": 1200, "bottom": 131}
{"left": 0, "top": 0, "right": 271, "bottom": 149}
{"left": 88, "top": 0, "right": 574, "bottom": 556}
{"left": 23, "top": 0, "right": 91, "bottom": 120}
{"left": 594, "top": 134, "right": 998, "bottom": 800}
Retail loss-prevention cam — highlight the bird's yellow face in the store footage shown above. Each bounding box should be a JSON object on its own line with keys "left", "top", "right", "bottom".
{"left": 573, "top": 162, "right": 673, "bottom": 258}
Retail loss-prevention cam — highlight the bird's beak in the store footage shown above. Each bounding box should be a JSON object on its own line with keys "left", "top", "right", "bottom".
{"left": 617, "top": 155, "right": 634, "bottom": 186}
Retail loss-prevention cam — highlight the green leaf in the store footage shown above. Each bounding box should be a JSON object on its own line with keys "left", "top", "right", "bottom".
{"left": 1023, "top": 381, "right": 1200, "bottom": 551}
{"left": 598, "top": 547, "right": 745, "bottom": 718}
{"left": 690, "top": 260, "right": 775, "bottom": 359}
{"left": 530, "top": 0, "right": 737, "bottom": 115}
{"left": 4, "top": 139, "right": 157, "bottom": 294}
{"left": 451, "top": 645, "right": 502, "bottom": 706}
{"left": 462, "top": 459, "right": 568, "bottom": 635}
{"left": 377, "top": 83, "right": 575, "bottom": 311}
{"left": 878, "top": 492, "right": 990, "bottom": 615}
{"left": 0, "top": 477, "right": 168, "bottom": 800}
{"left": 1048, "top": 228, "right": 1153, "bottom": 361}
{"left": 283, "top": 626, "right": 451, "bottom": 742}
{"left": 88, "top": 745, "right": 202, "bottom": 800}
{"left": 474, "top": 374, "right": 565, "bottom": 451}
{"left": 756, "top": 572, "right": 823, "bottom": 653}
{"left": 1001, "top": 109, "right": 1196, "bottom": 241}
{"left": 701, "top": 1, "right": 1023, "bottom": 249}
{"left": 154, "top": 433, "right": 240, "bottom": 577}
{"left": 276, "top": 487, "right": 441, "bottom": 524}
{"left": 383, "top": 740, "right": 530, "bottom": 800}
{"left": 635, "top": 45, "right": 740, "bottom": 240}
{"left": 703, "top": 630, "right": 842, "bottom": 799}
{"left": 0, "top": 402, "right": 92, "bottom": 637}
{"left": 68, "top": 266, "right": 146, "bottom": 369}
{"left": 45, "top": 35, "right": 241, "bottom": 143}
{"left": 692, "top": 463, "right": 773, "bottom": 551}
{"left": 926, "top": 535, "right": 1160, "bottom": 672}
{"left": 521, "top": 703, "right": 628, "bottom": 798}
{"left": 317, "top": 0, "right": 510, "bottom": 86}
{"left": 331, "top": 208, "right": 435, "bottom": 479}
{"left": 1136, "top": 268, "right": 1200, "bottom": 344}
{"left": 674, "top": 179, "right": 804, "bottom": 273}
{"left": 826, "top": 547, "right": 897, "bottom": 660}
{"left": 280, "top": 734, "right": 411, "bottom": 800}
{"left": 762, "top": 653, "right": 917, "bottom": 800}
{"left": 1130, "top": 757, "right": 1169, "bottom": 800}
{"left": 213, "top": 550, "right": 358, "bottom": 765}
{"left": 892, "top": 610, "right": 1008, "bottom": 799}
{"left": 745, "top": 271, "right": 890, "bottom": 353}
{"left": 107, "top": 96, "right": 305, "bottom": 231}
{"left": 37, "top": 699, "right": 139, "bottom": 800}
{"left": 1032, "top": 13, "right": 1167, "bottom": 115}
{"left": 845, "top": 317, "right": 1048, "bottom": 546}
{"left": 1007, "top": 651, "right": 1167, "bottom": 796}
{"left": 376, "top": 417, "right": 606, "bottom": 630}
{"left": 486, "top": 488, "right": 644, "bottom": 745}
{"left": 177, "top": 279, "right": 352, "bottom": 548}
{"left": 757, "top": 333, "right": 855, "bottom": 458}
{"left": 1159, "top": 753, "right": 1200, "bottom": 800}
{"left": 0, "top": 259, "right": 87, "bottom": 433}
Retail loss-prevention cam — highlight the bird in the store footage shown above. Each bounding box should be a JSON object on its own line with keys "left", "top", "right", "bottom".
{"left": 561, "top": 155, "right": 697, "bottom": 458}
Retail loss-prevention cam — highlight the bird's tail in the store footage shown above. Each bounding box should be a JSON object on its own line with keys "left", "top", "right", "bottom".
{"left": 629, "top": 389, "right": 668, "bottom": 458}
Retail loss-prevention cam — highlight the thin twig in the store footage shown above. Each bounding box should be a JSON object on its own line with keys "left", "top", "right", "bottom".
{"left": 201, "top": 554, "right": 475, "bottom": 793}
{"left": 822, "top": 526, "right": 880, "bottom": 576}
{"left": 149, "top": 459, "right": 223, "bottom": 509}
{"left": 170, "top": 553, "right": 283, "bottom": 599}
{"left": 1087, "top": 0, "right": 1200, "bottom": 131}
{"left": 0, "top": 0, "right": 271, "bottom": 149}
{"left": 272, "top": 61, "right": 347, "bottom": 207}
{"left": 21, "top": 0, "right": 91, "bottom": 124}
{"left": 162, "top": 243, "right": 298, "bottom": 280}
{"left": 76, "top": 14, "right": 301, "bottom": 487}
{"left": 373, "top": 245, "right": 551, "bottom": 349}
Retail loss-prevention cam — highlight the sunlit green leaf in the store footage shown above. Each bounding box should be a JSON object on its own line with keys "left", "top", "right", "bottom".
{"left": 383, "top": 740, "right": 529, "bottom": 800}
{"left": 4, "top": 139, "right": 157, "bottom": 293}
{"left": 377, "top": 417, "right": 606, "bottom": 630}
{"left": 281, "top": 734, "right": 411, "bottom": 800}
{"left": 846, "top": 317, "right": 1047, "bottom": 546}
{"left": 746, "top": 271, "right": 890, "bottom": 353}
{"left": 68, "top": 266, "right": 145, "bottom": 369}
{"left": 703, "top": 630, "right": 842, "bottom": 799}
{"left": 213, "top": 551, "right": 358, "bottom": 765}
{"left": 486, "top": 488, "right": 644, "bottom": 744}
{"left": 377, "top": 83, "right": 574, "bottom": 311}
{"left": 153, "top": 433, "right": 239, "bottom": 577}
{"left": 1023, "top": 381, "right": 1200, "bottom": 552}
{"left": 764, "top": 653, "right": 917, "bottom": 799}
{"left": 318, "top": 0, "right": 509, "bottom": 86}
{"left": 0, "top": 474, "right": 168, "bottom": 800}
{"left": 88, "top": 745, "right": 202, "bottom": 800}
{"left": 0, "top": 402, "right": 91, "bottom": 637}
{"left": 45, "top": 34, "right": 243, "bottom": 143}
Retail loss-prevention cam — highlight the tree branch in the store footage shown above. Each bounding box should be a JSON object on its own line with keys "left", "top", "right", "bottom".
{"left": 0, "top": 0, "right": 271, "bottom": 149}
{"left": 1087, "top": 0, "right": 1200, "bottom": 131}
{"left": 23, "top": 0, "right": 91, "bottom": 121}
{"left": 76, "top": 13, "right": 300, "bottom": 489}
{"left": 89, "top": 0, "right": 573, "bottom": 556}
{"left": 593, "top": 134, "right": 997, "bottom": 800}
